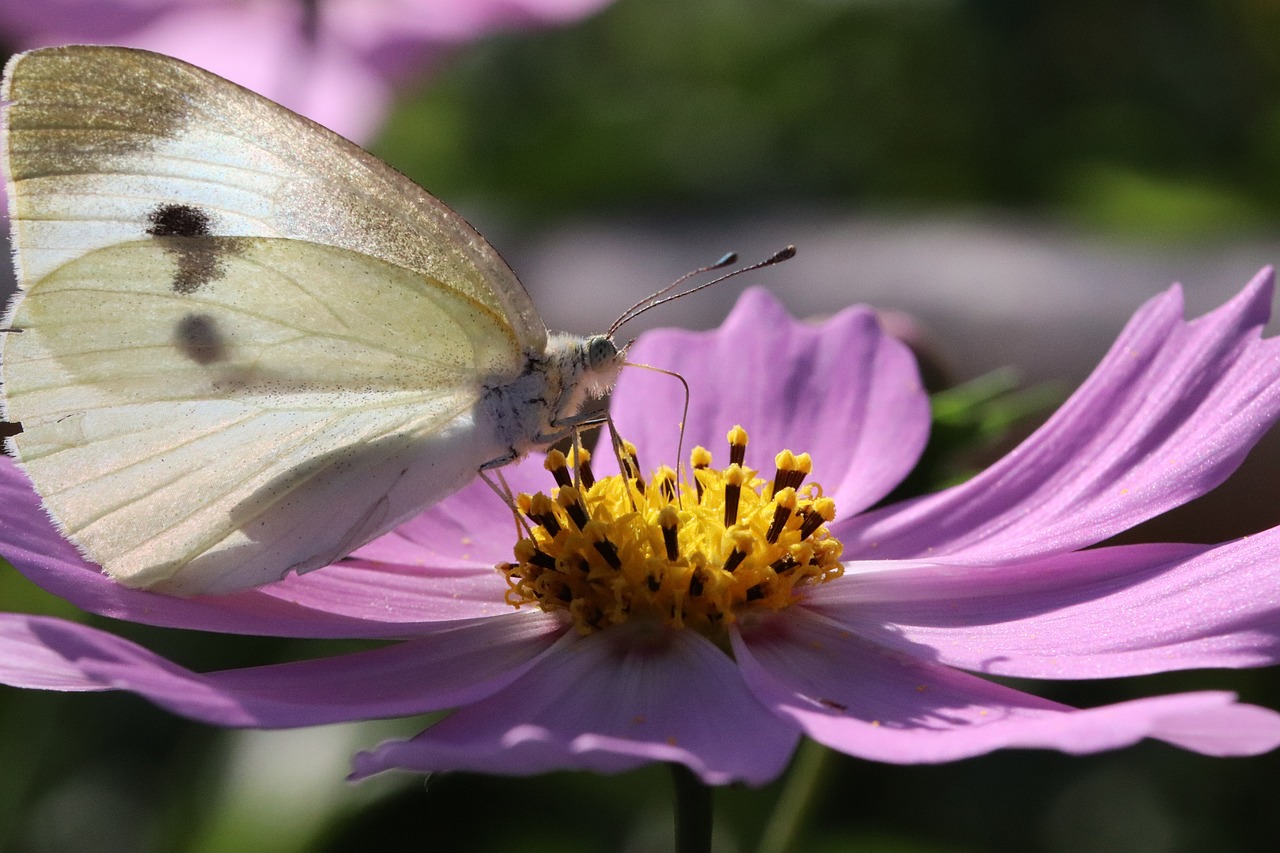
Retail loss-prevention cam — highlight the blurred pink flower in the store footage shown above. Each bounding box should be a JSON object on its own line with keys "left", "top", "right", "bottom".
{"left": 0, "top": 0, "right": 614, "bottom": 141}
{"left": 4, "top": 274, "right": 1280, "bottom": 784}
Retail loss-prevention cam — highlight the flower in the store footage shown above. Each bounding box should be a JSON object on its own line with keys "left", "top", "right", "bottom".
{"left": 0, "top": 0, "right": 615, "bottom": 142}
{"left": 5, "top": 271, "right": 1280, "bottom": 785}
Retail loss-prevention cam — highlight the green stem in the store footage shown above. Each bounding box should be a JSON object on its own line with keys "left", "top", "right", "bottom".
{"left": 756, "top": 738, "right": 833, "bottom": 853}
{"left": 670, "top": 763, "right": 713, "bottom": 853}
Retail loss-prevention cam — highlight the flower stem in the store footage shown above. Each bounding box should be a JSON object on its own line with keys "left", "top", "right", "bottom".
{"left": 670, "top": 763, "right": 713, "bottom": 853}
{"left": 756, "top": 738, "right": 832, "bottom": 853}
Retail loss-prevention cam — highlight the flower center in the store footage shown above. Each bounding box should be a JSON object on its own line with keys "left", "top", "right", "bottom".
{"left": 498, "top": 426, "right": 845, "bottom": 637}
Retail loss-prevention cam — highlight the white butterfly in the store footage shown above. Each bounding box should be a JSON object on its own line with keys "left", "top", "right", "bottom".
{"left": 0, "top": 45, "right": 624, "bottom": 596}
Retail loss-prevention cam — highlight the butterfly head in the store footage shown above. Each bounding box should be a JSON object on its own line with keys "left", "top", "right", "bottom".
{"left": 576, "top": 333, "right": 625, "bottom": 399}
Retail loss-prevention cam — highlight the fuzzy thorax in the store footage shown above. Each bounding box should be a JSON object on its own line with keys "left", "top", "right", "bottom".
{"left": 479, "top": 332, "right": 623, "bottom": 461}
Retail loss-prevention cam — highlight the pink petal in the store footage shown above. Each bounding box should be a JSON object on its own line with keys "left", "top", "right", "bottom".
{"left": 256, "top": 559, "right": 513, "bottom": 624}
{"left": 0, "top": 0, "right": 175, "bottom": 43}
{"left": 352, "top": 623, "right": 799, "bottom": 785}
{"left": 0, "top": 611, "right": 562, "bottom": 726}
{"left": 342, "top": 0, "right": 615, "bottom": 44}
{"left": 0, "top": 1, "right": 616, "bottom": 142}
{"left": 809, "top": 535, "right": 1280, "bottom": 679}
{"left": 259, "top": 454, "right": 563, "bottom": 623}
{"left": 1151, "top": 702, "right": 1280, "bottom": 756}
{"left": 125, "top": 5, "right": 390, "bottom": 141}
{"left": 611, "top": 287, "right": 930, "bottom": 515}
{"left": 0, "top": 458, "right": 509, "bottom": 638}
{"left": 734, "top": 608, "right": 1280, "bottom": 762}
{"left": 839, "top": 269, "right": 1280, "bottom": 561}
{"left": 0, "top": 614, "right": 115, "bottom": 691}
{"left": 350, "top": 453, "right": 550, "bottom": 567}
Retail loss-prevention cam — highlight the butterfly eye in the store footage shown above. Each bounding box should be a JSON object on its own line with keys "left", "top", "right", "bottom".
{"left": 587, "top": 335, "right": 619, "bottom": 368}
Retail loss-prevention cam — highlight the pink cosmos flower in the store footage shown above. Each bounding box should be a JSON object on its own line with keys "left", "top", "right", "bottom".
{"left": 4, "top": 271, "right": 1280, "bottom": 785}
{"left": 0, "top": 0, "right": 614, "bottom": 141}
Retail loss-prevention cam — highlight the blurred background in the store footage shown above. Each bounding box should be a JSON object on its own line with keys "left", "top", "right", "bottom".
{"left": 3, "top": 1, "right": 1280, "bottom": 850}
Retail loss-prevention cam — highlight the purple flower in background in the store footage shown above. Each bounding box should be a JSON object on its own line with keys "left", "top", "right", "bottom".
{"left": 5, "top": 273, "right": 1280, "bottom": 784}
{"left": 0, "top": 0, "right": 614, "bottom": 141}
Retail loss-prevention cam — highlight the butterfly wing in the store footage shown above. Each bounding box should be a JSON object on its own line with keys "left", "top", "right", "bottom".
{"left": 0, "top": 46, "right": 539, "bottom": 594}
{"left": 4, "top": 236, "right": 522, "bottom": 594}
{"left": 1, "top": 44, "right": 547, "bottom": 353}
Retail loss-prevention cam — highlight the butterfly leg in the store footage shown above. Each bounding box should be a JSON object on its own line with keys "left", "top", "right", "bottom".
{"left": 480, "top": 447, "right": 520, "bottom": 470}
{"left": 478, "top": 466, "right": 530, "bottom": 540}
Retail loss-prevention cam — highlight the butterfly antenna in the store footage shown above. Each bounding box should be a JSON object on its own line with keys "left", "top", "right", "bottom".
{"left": 610, "top": 246, "right": 796, "bottom": 337}
{"left": 608, "top": 252, "right": 739, "bottom": 337}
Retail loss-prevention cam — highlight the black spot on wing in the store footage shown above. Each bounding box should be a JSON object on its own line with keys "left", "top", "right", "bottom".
{"left": 147, "top": 204, "right": 211, "bottom": 238}
{"left": 175, "top": 313, "right": 228, "bottom": 365}
{"left": 169, "top": 241, "right": 231, "bottom": 295}
{"left": 146, "top": 203, "right": 244, "bottom": 294}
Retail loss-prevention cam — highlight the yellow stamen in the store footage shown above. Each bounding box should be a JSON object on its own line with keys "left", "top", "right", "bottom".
{"left": 727, "top": 425, "right": 748, "bottom": 466}
{"left": 770, "top": 449, "right": 813, "bottom": 497}
{"left": 655, "top": 465, "right": 678, "bottom": 503}
{"left": 659, "top": 505, "right": 680, "bottom": 561}
{"left": 690, "top": 445, "right": 712, "bottom": 503}
{"left": 499, "top": 428, "right": 845, "bottom": 637}
{"left": 543, "top": 449, "right": 572, "bottom": 488}
{"left": 765, "top": 487, "right": 797, "bottom": 544}
{"left": 619, "top": 439, "right": 645, "bottom": 492}
{"left": 566, "top": 445, "right": 595, "bottom": 489}
{"left": 724, "top": 464, "right": 747, "bottom": 527}
{"left": 556, "top": 485, "right": 590, "bottom": 529}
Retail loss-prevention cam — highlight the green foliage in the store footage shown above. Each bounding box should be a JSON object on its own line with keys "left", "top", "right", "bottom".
{"left": 377, "top": 0, "right": 1280, "bottom": 236}
{"left": 882, "top": 368, "right": 1062, "bottom": 503}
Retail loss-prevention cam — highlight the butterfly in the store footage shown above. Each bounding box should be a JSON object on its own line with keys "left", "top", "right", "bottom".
{"left": 0, "top": 45, "right": 626, "bottom": 596}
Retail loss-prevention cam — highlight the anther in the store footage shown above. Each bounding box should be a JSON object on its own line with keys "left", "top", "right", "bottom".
{"left": 799, "top": 496, "right": 835, "bottom": 540}
{"left": 794, "top": 452, "right": 812, "bottom": 481}
{"left": 690, "top": 445, "right": 712, "bottom": 502}
{"left": 771, "top": 450, "right": 812, "bottom": 497}
{"left": 724, "top": 463, "right": 747, "bottom": 527}
{"left": 766, "top": 487, "right": 797, "bottom": 544}
{"left": 659, "top": 505, "right": 680, "bottom": 562}
{"left": 556, "top": 485, "right": 590, "bottom": 530}
{"left": 585, "top": 522, "right": 622, "bottom": 570}
{"left": 770, "top": 554, "right": 798, "bottom": 572}
{"left": 514, "top": 539, "right": 558, "bottom": 570}
{"left": 727, "top": 425, "right": 748, "bottom": 467}
{"left": 722, "top": 530, "right": 753, "bottom": 573}
{"left": 723, "top": 550, "right": 748, "bottom": 573}
{"left": 770, "top": 450, "right": 793, "bottom": 498}
{"left": 568, "top": 445, "right": 596, "bottom": 490}
{"left": 525, "top": 492, "right": 562, "bottom": 536}
{"left": 789, "top": 541, "right": 816, "bottom": 568}
{"left": 656, "top": 465, "right": 678, "bottom": 503}
{"left": 620, "top": 440, "right": 646, "bottom": 493}
{"left": 544, "top": 449, "right": 573, "bottom": 489}
{"left": 497, "top": 560, "right": 519, "bottom": 580}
